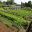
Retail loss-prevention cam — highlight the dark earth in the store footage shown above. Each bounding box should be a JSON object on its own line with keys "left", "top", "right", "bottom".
{"left": 26, "top": 22, "right": 32, "bottom": 32}
{"left": 0, "top": 21, "right": 26, "bottom": 32}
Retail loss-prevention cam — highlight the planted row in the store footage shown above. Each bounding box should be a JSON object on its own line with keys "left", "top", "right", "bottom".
{"left": 0, "top": 11, "right": 28, "bottom": 29}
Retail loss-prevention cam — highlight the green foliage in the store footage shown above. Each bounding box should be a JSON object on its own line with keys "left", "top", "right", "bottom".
{"left": 0, "top": 8, "right": 32, "bottom": 29}
{"left": 0, "top": 10, "right": 29, "bottom": 28}
{"left": 0, "top": 0, "right": 32, "bottom": 29}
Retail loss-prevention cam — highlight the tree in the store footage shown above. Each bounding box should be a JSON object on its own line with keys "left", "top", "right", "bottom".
{"left": 25, "top": 1, "right": 31, "bottom": 7}
{"left": 25, "top": 2, "right": 28, "bottom": 7}
{"left": 11, "top": 0, "right": 14, "bottom": 4}
{"left": 28, "top": 1, "right": 31, "bottom": 7}
{"left": 21, "top": 2, "right": 25, "bottom": 8}
{"left": 7, "top": 0, "right": 14, "bottom": 4}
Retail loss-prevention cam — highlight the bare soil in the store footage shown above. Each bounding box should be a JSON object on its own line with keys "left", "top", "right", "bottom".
{"left": 0, "top": 22, "right": 26, "bottom": 32}
{"left": 0, "top": 22, "right": 18, "bottom": 32}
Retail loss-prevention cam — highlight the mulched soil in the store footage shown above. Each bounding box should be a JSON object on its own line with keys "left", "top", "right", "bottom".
{"left": 0, "top": 22, "right": 18, "bottom": 32}
{"left": 0, "top": 22, "right": 26, "bottom": 32}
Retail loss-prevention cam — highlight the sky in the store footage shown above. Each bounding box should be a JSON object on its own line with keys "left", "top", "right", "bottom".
{"left": 0, "top": 0, "right": 7, "bottom": 2}
{"left": 0, "top": 0, "right": 32, "bottom": 4}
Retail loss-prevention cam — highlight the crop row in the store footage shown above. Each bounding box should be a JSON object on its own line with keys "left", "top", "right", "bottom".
{"left": 0, "top": 11, "right": 28, "bottom": 29}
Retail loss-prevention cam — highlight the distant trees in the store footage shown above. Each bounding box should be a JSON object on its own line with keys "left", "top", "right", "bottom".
{"left": 28, "top": 1, "right": 31, "bottom": 7}
{"left": 7, "top": 0, "right": 14, "bottom": 5}
{"left": 0, "top": 0, "right": 14, "bottom": 7}
{"left": 21, "top": 1, "right": 32, "bottom": 8}
{"left": 11, "top": 0, "right": 14, "bottom": 4}
{"left": 21, "top": 2, "right": 25, "bottom": 8}
{"left": 25, "top": 1, "right": 31, "bottom": 7}
{"left": 25, "top": 2, "right": 28, "bottom": 7}
{"left": 2, "top": 0, "right": 14, "bottom": 5}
